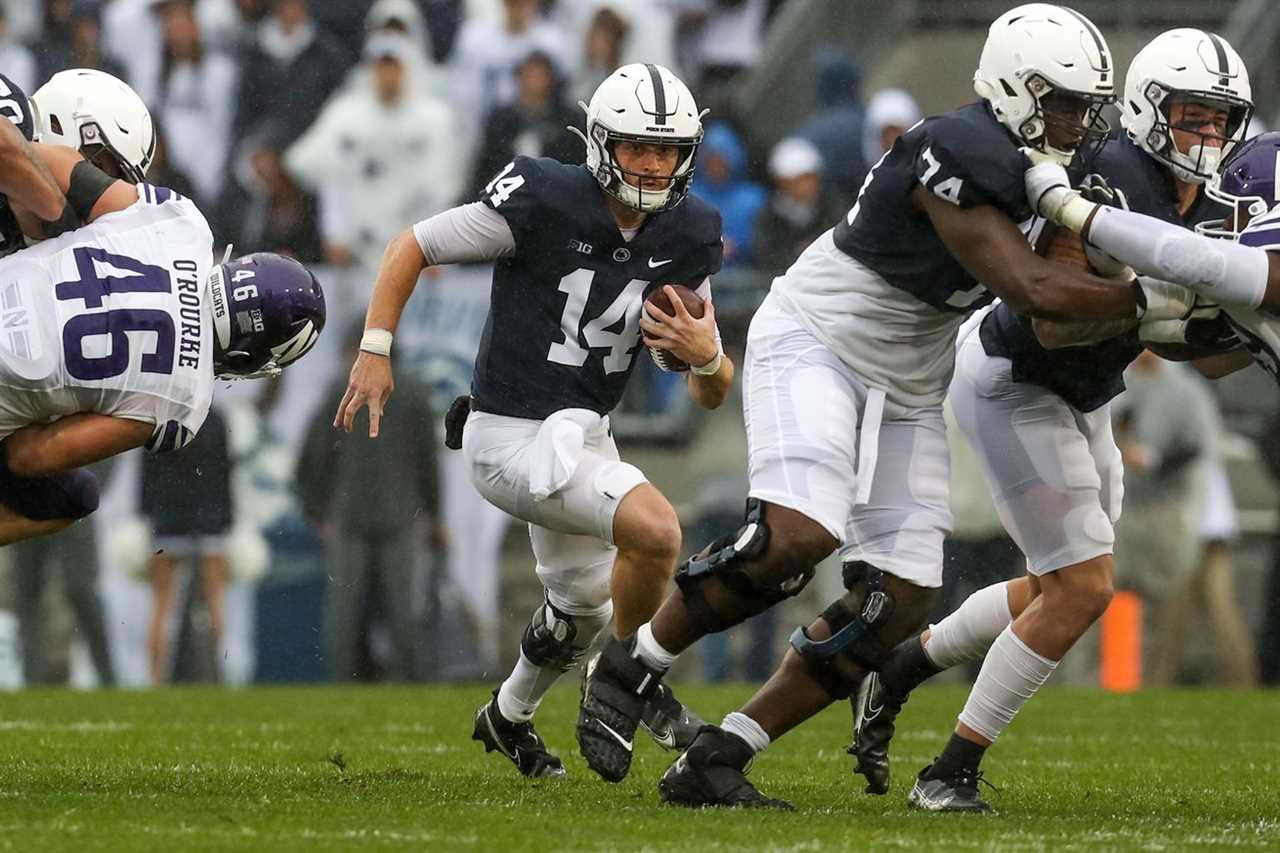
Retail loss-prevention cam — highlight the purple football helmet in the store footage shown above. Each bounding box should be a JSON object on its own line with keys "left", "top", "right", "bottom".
{"left": 1200, "top": 131, "right": 1280, "bottom": 240}
{"left": 209, "top": 252, "right": 325, "bottom": 379}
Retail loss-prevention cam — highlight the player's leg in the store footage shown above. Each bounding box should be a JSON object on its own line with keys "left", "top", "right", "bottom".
{"left": 906, "top": 358, "right": 1122, "bottom": 812}
{"left": 608, "top": 482, "right": 682, "bottom": 636}
{"left": 579, "top": 302, "right": 849, "bottom": 784}
{"left": 658, "top": 409, "right": 950, "bottom": 809}
{"left": 852, "top": 572, "right": 1037, "bottom": 794}
{"left": 0, "top": 463, "right": 100, "bottom": 546}
{"left": 474, "top": 525, "right": 615, "bottom": 779}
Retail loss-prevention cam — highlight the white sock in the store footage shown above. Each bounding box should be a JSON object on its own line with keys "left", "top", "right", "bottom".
{"left": 496, "top": 599, "right": 612, "bottom": 723}
{"left": 924, "top": 580, "right": 1014, "bottom": 669}
{"left": 957, "top": 624, "right": 1058, "bottom": 743}
{"left": 633, "top": 621, "right": 678, "bottom": 671}
{"left": 721, "top": 711, "right": 770, "bottom": 754}
{"left": 497, "top": 652, "right": 555, "bottom": 722}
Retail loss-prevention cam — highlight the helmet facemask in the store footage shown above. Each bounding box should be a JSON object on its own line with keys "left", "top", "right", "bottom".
{"left": 75, "top": 120, "right": 152, "bottom": 185}
{"left": 1138, "top": 87, "right": 1253, "bottom": 185}
{"left": 1016, "top": 75, "right": 1113, "bottom": 165}
{"left": 576, "top": 107, "right": 704, "bottom": 212}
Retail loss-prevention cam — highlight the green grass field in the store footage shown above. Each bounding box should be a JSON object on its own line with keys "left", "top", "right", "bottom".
{"left": 1, "top": 684, "right": 1276, "bottom": 851}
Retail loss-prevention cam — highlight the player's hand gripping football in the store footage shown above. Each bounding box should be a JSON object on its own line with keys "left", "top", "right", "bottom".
{"left": 640, "top": 285, "right": 719, "bottom": 370}
{"left": 335, "top": 350, "right": 394, "bottom": 438}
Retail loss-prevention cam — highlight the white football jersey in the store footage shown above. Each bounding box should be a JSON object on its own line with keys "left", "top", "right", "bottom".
{"left": 771, "top": 229, "right": 970, "bottom": 409}
{"left": 0, "top": 184, "right": 215, "bottom": 450}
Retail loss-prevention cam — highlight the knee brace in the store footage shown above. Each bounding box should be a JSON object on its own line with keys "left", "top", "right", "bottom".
{"left": 0, "top": 448, "right": 100, "bottom": 522}
{"left": 790, "top": 562, "right": 937, "bottom": 699}
{"left": 673, "top": 498, "right": 815, "bottom": 634}
{"left": 520, "top": 594, "right": 612, "bottom": 673}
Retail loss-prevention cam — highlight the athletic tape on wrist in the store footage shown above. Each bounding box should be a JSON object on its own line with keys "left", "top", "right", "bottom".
{"left": 360, "top": 328, "right": 393, "bottom": 357}
{"left": 691, "top": 349, "right": 723, "bottom": 376}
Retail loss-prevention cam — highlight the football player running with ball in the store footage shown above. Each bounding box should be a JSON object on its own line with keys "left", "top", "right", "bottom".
{"left": 850, "top": 29, "right": 1253, "bottom": 813}
{"left": 336, "top": 64, "right": 731, "bottom": 780}
{"left": 0, "top": 71, "right": 325, "bottom": 546}
{"left": 576, "top": 5, "right": 1185, "bottom": 807}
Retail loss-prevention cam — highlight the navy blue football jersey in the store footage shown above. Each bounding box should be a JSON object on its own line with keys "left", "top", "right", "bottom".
{"left": 833, "top": 101, "right": 1032, "bottom": 313}
{"left": 980, "top": 132, "right": 1226, "bottom": 412}
{"left": 0, "top": 71, "right": 35, "bottom": 260}
{"left": 470, "top": 156, "right": 723, "bottom": 419}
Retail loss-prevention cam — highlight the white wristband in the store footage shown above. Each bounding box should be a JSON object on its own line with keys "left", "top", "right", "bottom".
{"left": 360, "top": 328, "right": 393, "bottom": 357}
{"left": 690, "top": 349, "right": 723, "bottom": 376}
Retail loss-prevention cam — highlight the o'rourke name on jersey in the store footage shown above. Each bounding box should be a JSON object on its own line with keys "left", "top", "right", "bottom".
{"left": 174, "top": 258, "right": 203, "bottom": 370}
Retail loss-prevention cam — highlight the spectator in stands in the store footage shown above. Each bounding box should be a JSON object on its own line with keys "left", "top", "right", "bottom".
{"left": 795, "top": 48, "right": 865, "bottom": 200}
{"left": 232, "top": 0, "right": 349, "bottom": 148}
{"left": 296, "top": 323, "right": 440, "bottom": 683}
{"left": 0, "top": 6, "right": 36, "bottom": 94}
{"left": 674, "top": 0, "right": 767, "bottom": 102}
{"left": 38, "top": 1, "right": 128, "bottom": 83}
{"left": 216, "top": 122, "right": 325, "bottom": 262}
{"left": 152, "top": 0, "right": 240, "bottom": 204}
{"left": 449, "top": 0, "right": 569, "bottom": 141}
{"left": 10, "top": 471, "right": 116, "bottom": 687}
{"left": 468, "top": 50, "right": 579, "bottom": 198}
{"left": 569, "top": 5, "right": 629, "bottom": 107}
{"left": 148, "top": 119, "right": 201, "bottom": 203}
{"left": 1167, "top": 459, "right": 1257, "bottom": 685}
{"left": 142, "top": 408, "right": 234, "bottom": 684}
{"left": 861, "top": 87, "right": 920, "bottom": 167}
{"left": 286, "top": 31, "right": 457, "bottom": 270}
{"left": 1112, "top": 352, "right": 1215, "bottom": 685}
{"left": 752, "top": 136, "right": 844, "bottom": 276}
{"left": 692, "top": 121, "right": 765, "bottom": 268}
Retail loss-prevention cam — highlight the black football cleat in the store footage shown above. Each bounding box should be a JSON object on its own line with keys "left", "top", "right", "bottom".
{"left": 906, "top": 762, "right": 995, "bottom": 813}
{"left": 640, "top": 681, "right": 706, "bottom": 752}
{"left": 472, "top": 690, "right": 565, "bottom": 779}
{"left": 577, "top": 636, "right": 664, "bottom": 782}
{"left": 849, "top": 670, "right": 906, "bottom": 795}
{"left": 658, "top": 726, "right": 793, "bottom": 810}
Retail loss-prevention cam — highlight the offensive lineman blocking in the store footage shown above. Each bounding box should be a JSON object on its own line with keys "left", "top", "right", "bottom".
{"left": 576, "top": 5, "right": 1187, "bottom": 807}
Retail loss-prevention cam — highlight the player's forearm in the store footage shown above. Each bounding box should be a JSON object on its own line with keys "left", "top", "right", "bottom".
{"left": 687, "top": 355, "right": 734, "bottom": 409}
{"left": 0, "top": 123, "right": 69, "bottom": 223}
{"left": 364, "top": 229, "right": 428, "bottom": 334}
{"left": 3, "top": 414, "right": 153, "bottom": 477}
{"left": 1031, "top": 316, "right": 1138, "bottom": 349}
{"left": 1083, "top": 205, "right": 1275, "bottom": 309}
{"left": 1192, "top": 349, "right": 1255, "bottom": 379}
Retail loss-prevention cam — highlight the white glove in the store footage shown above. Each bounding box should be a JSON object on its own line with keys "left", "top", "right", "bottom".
{"left": 1021, "top": 148, "right": 1098, "bottom": 233}
{"left": 1135, "top": 278, "right": 1197, "bottom": 322}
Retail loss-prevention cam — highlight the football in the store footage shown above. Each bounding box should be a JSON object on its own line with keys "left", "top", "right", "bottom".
{"left": 644, "top": 284, "right": 705, "bottom": 372}
{"left": 1035, "top": 221, "right": 1092, "bottom": 270}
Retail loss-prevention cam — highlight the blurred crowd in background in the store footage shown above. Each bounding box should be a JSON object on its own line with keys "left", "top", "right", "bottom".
{"left": 2, "top": 0, "right": 1279, "bottom": 693}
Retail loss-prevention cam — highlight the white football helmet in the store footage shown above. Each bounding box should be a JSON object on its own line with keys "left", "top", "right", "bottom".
{"left": 32, "top": 69, "right": 156, "bottom": 184}
{"left": 973, "top": 4, "right": 1115, "bottom": 164}
{"left": 1121, "top": 29, "right": 1253, "bottom": 185}
{"left": 571, "top": 63, "right": 706, "bottom": 212}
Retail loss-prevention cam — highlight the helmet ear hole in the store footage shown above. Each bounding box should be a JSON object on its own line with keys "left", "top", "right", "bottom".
{"left": 49, "top": 114, "right": 62, "bottom": 136}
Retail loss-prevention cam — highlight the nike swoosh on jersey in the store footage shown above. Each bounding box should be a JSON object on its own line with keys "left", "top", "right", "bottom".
{"left": 647, "top": 257, "right": 674, "bottom": 268}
